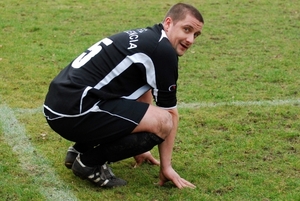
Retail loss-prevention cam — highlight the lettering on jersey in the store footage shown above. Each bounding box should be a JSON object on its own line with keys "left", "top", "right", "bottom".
{"left": 124, "top": 28, "right": 148, "bottom": 50}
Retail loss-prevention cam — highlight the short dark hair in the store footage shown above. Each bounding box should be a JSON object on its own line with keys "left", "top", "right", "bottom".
{"left": 164, "top": 3, "right": 204, "bottom": 24}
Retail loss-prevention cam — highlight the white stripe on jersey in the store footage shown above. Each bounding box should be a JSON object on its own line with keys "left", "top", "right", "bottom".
{"left": 93, "top": 53, "right": 158, "bottom": 100}
{"left": 159, "top": 29, "right": 168, "bottom": 42}
{"left": 121, "top": 85, "right": 151, "bottom": 100}
{"left": 80, "top": 86, "right": 93, "bottom": 113}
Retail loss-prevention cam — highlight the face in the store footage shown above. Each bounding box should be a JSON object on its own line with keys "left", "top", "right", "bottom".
{"left": 163, "top": 14, "right": 203, "bottom": 56}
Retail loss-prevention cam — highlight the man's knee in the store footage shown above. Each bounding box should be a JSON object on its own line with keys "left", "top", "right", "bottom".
{"left": 133, "top": 106, "right": 173, "bottom": 139}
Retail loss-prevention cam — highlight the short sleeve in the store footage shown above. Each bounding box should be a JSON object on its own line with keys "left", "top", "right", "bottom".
{"left": 151, "top": 39, "right": 178, "bottom": 108}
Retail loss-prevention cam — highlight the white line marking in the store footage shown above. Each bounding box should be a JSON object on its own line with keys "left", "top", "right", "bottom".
{"left": 178, "top": 98, "right": 300, "bottom": 108}
{"left": 0, "top": 104, "right": 78, "bottom": 201}
{"left": 14, "top": 106, "right": 43, "bottom": 114}
{"left": 15, "top": 98, "right": 300, "bottom": 115}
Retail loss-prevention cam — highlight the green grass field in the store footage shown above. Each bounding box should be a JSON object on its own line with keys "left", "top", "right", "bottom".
{"left": 1, "top": 0, "right": 300, "bottom": 200}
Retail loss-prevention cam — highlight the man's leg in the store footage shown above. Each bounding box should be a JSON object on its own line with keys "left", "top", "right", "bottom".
{"left": 80, "top": 132, "right": 164, "bottom": 166}
{"left": 49, "top": 97, "right": 173, "bottom": 187}
{"left": 65, "top": 142, "right": 98, "bottom": 169}
{"left": 132, "top": 104, "right": 173, "bottom": 139}
{"left": 78, "top": 99, "right": 173, "bottom": 165}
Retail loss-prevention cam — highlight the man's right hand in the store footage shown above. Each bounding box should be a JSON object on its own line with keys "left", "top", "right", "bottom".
{"left": 158, "top": 166, "right": 196, "bottom": 189}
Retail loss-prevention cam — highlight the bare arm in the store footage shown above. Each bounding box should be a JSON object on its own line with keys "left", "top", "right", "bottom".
{"left": 134, "top": 91, "right": 195, "bottom": 188}
{"left": 158, "top": 108, "right": 178, "bottom": 168}
{"left": 158, "top": 108, "right": 196, "bottom": 189}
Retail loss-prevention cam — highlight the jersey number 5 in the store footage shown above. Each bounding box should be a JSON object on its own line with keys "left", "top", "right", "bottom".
{"left": 72, "top": 38, "right": 113, "bottom": 68}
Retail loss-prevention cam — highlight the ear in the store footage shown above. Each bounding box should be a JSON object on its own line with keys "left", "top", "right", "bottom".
{"left": 163, "top": 17, "right": 173, "bottom": 32}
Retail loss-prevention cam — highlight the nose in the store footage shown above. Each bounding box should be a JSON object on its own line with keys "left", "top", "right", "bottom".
{"left": 186, "top": 33, "right": 194, "bottom": 44}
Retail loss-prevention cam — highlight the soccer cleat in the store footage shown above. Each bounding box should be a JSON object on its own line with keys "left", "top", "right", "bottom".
{"left": 72, "top": 155, "right": 127, "bottom": 188}
{"left": 64, "top": 147, "right": 81, "bottom": 169}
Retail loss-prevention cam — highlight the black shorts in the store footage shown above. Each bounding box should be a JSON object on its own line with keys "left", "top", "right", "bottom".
{"left": 46, "top": 99, "right": 149, "bottom": 145}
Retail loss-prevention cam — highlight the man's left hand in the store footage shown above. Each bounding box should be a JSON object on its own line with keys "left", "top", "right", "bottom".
{"left": 133, "top": 151, "right": 160, "bottom": 168}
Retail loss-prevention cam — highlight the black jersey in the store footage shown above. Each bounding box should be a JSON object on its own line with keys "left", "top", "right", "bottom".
{"left": 44, "top": 24, "right": 178, "bottom": 120}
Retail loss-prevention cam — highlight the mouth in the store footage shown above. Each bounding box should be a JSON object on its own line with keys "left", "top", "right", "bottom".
{"left": 180, "top": 43, "right": 189, "bottom": 51}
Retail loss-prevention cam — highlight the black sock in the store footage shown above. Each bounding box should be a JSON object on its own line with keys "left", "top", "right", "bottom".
{"left": 80, "top": 132, "right": 164, "bottom": 167}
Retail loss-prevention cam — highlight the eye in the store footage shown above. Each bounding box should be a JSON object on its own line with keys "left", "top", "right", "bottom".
{"left": 183, "top": 27, "right": 190, "bottom": 33}
{"left": 194, "top": 32, "right": 201, "bottom": 39}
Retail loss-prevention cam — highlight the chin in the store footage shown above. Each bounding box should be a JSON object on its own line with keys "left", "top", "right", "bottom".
{"left": 177, "top": 48, "right": 188, "bottom": 56}
{"left": 177, "top": 51, "right": 186, "bottom": 56}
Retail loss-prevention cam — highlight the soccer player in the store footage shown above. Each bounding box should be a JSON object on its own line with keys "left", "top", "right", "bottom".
{"left": 44, "top": 3, "right": 204, "bottom": 189}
